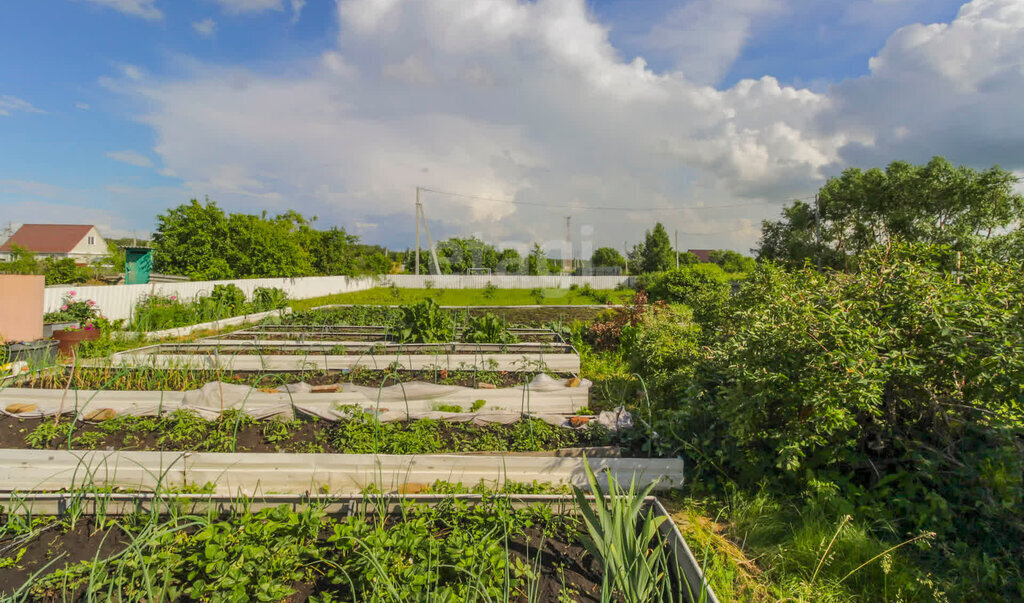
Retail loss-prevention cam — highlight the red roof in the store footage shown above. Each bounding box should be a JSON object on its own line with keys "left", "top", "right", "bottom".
{"left": 687, "top": 249, "right": 713, "bottom": 262}
{"left": 0, "top": 224, "right": 95, "bottom": 254}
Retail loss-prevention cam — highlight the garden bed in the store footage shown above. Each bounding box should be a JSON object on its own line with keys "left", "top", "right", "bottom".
{"left": 216, "top": 324, "right": 565, "bottom": 343}
{"left": 0, "top": 498, "right": 601, "bottom": 600}
{"left": 0, "top": 493, "right": 713, "bottom": 602}
{"left": 0, "top": 413, "right": 617, "bottom": 454}
{"left": 14, "top": 366, "right": 564, "bottom": 391}
{"left": 292, "top": 304, "right": 617, "bottom": 328}
{"left": 96, "top": 341, "right": 580, "bottom": 373}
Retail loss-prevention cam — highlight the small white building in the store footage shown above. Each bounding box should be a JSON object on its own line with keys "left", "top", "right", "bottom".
{"left": 0, "top": 224, "right": 108, "bottom": 264}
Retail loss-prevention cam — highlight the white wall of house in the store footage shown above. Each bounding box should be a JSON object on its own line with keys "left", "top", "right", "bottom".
{"left": 67, "top": 227, "right": 107, "bottom": 262}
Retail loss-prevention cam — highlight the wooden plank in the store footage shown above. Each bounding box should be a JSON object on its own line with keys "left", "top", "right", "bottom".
{"left": 103, "top": 353, "right": 581, "bottom": 373}
{"left": 0, "top": 450, "right": 684, "bottom": 494}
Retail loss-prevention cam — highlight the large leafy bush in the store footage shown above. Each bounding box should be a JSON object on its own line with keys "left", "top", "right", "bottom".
{"left": 644, "top": 263, "right": 731, "bottom": 328}
{"left": 621, "top": 303, "right": 699, "bottom": 397}
{"left": 677, "top": 243, "right": 1024, "bottom": 594}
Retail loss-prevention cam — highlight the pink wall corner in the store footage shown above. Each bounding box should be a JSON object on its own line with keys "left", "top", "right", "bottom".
{"left": 0, "top": 274, "right": 45, "bottom": 343}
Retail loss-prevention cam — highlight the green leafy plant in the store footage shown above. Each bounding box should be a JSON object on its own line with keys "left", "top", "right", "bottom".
{"left": 397, "top": 298, "right": 454, "bottom": 343}
{"left": 573, "top": 459, "right": 673, "bottom": 602}
{"left": 462, "top": 313, "right": 518, "bottom": 344}
{"left": 251, "top": 287, "right": 288, "bottom": 311}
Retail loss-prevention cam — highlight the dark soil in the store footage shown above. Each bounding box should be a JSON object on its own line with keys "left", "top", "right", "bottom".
{"left": 0, "top": 518, "right": 603, "bottom": 601}
{"left": 0, "top": 518, "right": 131, "bottom": 595}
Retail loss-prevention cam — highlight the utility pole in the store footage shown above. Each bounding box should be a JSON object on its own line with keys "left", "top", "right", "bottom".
{"left": 623, "top": 240, "right": 629, "bottom": 276}
{"left": 564, "top": 216, "right": 572, "bottom": 273}
{"left": 415, "top": 187, "right": 421, "bottom": 276}
{"left": 675, "top": 229, "right": 679, "bottom": 269}
{"left": 814, "top": 193, "right": 822, "bottom": 272}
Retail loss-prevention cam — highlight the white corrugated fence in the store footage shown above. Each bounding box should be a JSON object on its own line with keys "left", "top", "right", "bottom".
{"left": 45, "top": 275, "right": 634, "bottom": 320}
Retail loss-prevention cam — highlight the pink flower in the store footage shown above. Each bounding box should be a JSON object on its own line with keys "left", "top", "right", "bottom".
{"left": 171, "top": 295, "right": 178, "bottom": 301}
{"left": 88, "top": 300, "right": 95, "bottom": 306}
{"left": 68, "top": 291, "right": 76, "bottom": 297}
{"left": 61, "top": 305, "right": 68, "bottom": 311}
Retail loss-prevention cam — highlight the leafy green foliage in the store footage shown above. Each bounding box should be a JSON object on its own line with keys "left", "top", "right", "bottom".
{"left": 621, "top": 303, "right": 700, "bottom": 397}
{"left": 527, "top": 243, "right": 548, "bottom": 275}
{"left": 398, "top": 298, "right": 455, "bottom": 343}
{"left": 640, "top": 222, "right": 675, "bottom": 273}
{"left": 708, "top": 249, "right": 756, "bottom": 274}
{"left": 251, "top": 286, "right": 289, "bottom": 311}
{"left": 26, "top": 501, "right": 580, "bottom": 601}
{"left": 758, "top": 157, "right": 1024, "bottom": 268}
{"left": 128, "top": 286, "right": 286, "bottom": 331}
{"left": 591, "top": 246, "right": 626, "bottom": 270}
{"left": 573, "top": 461, "right": 681, "bottom": 602}
{"left": 326, "top": 414, "right": 607, "bottom": 454}
{"left": 644, "top": 263, "right": 731, "bottom": 328}
{"left": 671, "top": 243, "right": 1024, "bottom": 598}
{"left": 462, "top": 313, "right": 518, "bottom": 344}
{"left": 152, "top": 199, "right": 391, "bottom": 279}
{"left": 0, "top": 245, "right": 96, "bottom": 284}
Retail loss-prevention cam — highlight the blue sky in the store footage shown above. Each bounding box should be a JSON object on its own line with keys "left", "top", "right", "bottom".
{"left": 2, "top": 0, "right": 1022, "bottom": 252}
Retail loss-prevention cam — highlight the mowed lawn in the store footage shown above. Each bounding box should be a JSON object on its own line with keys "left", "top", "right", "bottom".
{"left": 291, "top": 287, "right": 632, "bottom": 310}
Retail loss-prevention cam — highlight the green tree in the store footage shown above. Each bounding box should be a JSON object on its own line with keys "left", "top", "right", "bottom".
{"left": 640, "top": 222, "right": 674, "bottom": 273}
{"left": 527, "top": 244, "right": 548, "bottom": 275}
{"left": 646, "top": 263, "right": 730, "bottom": 329}
{"left": 757, "top": 157, "right": 1024, "bottom": 268}
{"left": 1, "top": 245, "right": 40, "bottom": 275}
{"left": 708, "top": 249, "right": 756, "bottom": 273}
{"left": 314, "top": 227, "right": 360, "bottom": 276}
{"left": 497, "top": 248, "right": 521, "bottom": 274}
{"left": 43, "top": 257, "right": 90, "bottom": 285}
{"left": 591, "top": 247, "right": 625, "bottom": 269}
{"left": 152, "top": 199, "right": 235, "bottom": 279}
{"left": 676, "top": 251, "right": 700, "bottom": 266}
{"left": 225, "top": 211, "right": 314, "bottom": 278}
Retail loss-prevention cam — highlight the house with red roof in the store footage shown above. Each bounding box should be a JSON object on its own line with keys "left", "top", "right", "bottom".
{"left": 0, "top": 224, "right": 108, "bottom": 264}
{"left": 687, "top": 249, "right": 714, "bottom": 263}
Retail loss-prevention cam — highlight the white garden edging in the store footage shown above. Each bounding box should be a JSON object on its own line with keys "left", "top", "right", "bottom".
{"left": 116, "top": 308, "right": 292, "bottom": 341}
{"left": 0, "top": 449, "right": 685, "bottom": 494}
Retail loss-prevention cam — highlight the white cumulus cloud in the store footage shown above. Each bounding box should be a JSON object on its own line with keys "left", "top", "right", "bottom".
{"left": 116, "top": 0, "right": 1024, "bottom": 251}
{"left": 210, "top": 0, "right": 284, "bottom": 14}
{"left": 646, "top": 0, "right": 782, "bottom": 86}
{"left": 81, "top": 0, "right": 162, "bottom": 20}
{"left": 193, "top": 18, "right": 218, "bottom": 37}
{"left": 106, "top": 150, "right": 155, "bottom": 168}
{"left": 0, "top": 95, "right": 43, "bottom": 116}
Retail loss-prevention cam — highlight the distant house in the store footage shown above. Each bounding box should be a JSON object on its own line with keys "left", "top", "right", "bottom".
{"left": 687, "top": 249, "right": 713, "bottom": 263}
{"left": 0, "top": 224, "right": 108, "bottom": 264}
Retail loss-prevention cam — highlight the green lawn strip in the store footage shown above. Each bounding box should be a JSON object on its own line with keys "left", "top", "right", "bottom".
{"left": 291, "top": 287, "right": 632, "bottom": 311}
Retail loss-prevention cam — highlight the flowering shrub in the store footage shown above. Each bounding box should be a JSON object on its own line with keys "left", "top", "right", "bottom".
{"left": 44, "top": 291, "right": 103, "bottom": 323}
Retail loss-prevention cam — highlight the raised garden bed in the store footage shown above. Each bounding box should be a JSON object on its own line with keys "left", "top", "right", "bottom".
{"left": 0, "top": 493, "right": 714, "bottom": 602}
{"left": 215, "top": 324, "right": 566, "bottom": 343}
{"left": 15, "top": 366, "right": 544, "bottom": 391}
{"left": 292, "top": 304, "right": 617, "bottom": 328}
{"left": 0, "top": 412, "right": 618, "bottom": 454}
{"left": 95, "top": 341, "right": 580, "bottom": 373}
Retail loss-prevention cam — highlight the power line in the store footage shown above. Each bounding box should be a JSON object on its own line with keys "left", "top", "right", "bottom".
{"left": 417, "top": 187, "right": 815, "bottom": 212}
